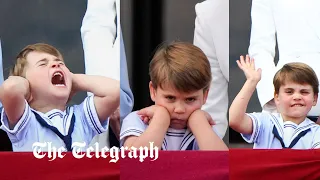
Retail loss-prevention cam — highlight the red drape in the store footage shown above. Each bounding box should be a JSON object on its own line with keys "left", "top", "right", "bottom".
{"left": 230, "top": 149, "right": 320, "bottom": 180}
{"left": 0, "top": 152, "right": 119, "bottom": 180}
{"left": 121, "top": 151, "right": 229, "bottom": 180}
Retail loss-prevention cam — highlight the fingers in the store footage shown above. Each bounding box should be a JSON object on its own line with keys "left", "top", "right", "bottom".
{"left": 140, "top": 115, "right": 147, "bottom": 122}
{"left": 138, "top": 106, "right": 154, "bottom": 124}
{"left": 237, "top": 55, "right": 256, "bottom": 69}
{"left": 240, "top": 55, "right": 246, "bottom": 66}
{"left": 203, "top": 111, "right": 215, "bottom": 125}
{"left": 208, "top": 119, "right": 216, "bottom": 126}
{"left": 138, "top": 115, "right": 150, "bottom": 124}
{"left": 251, "top": 57, "right": 255, "bottom": 69}
{"left": 137, "top": 107, "right": 150, "bottom": 116}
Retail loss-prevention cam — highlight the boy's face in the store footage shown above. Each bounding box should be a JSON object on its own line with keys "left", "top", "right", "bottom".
{"left": 149, "top": 82, "right": 208, "bottom": 129}
{"left": 274, "top": 81, "right": 317, "bottom": 122}
{"left": 24, "top": 51, "right": 72, "bottom": 102}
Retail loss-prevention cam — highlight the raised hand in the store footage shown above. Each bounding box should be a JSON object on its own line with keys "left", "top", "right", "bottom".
{"left": 236, "top": 55, "right": 261, "bottom": 82}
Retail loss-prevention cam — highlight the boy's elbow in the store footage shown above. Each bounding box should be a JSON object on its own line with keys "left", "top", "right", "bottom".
{"left": 108, "top": 82, "right": 120, "bottom": 105}
{"left": 228, "top": 111, "right": 236, "bottom": 128}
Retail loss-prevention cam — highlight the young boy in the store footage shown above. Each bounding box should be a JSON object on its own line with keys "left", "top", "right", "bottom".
{"left": 0, "top": 43, "right": 120, "bottom": 151}
{"left": 229, "top": 55, "right": 320, "bottom": 149}
{"left": 120, "top": 42, "right": 228, "bottom": 150}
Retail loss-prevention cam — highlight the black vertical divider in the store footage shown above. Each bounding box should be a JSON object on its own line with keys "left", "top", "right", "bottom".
{"left": 131, "top": 0, "right": 163, "bottom": 111}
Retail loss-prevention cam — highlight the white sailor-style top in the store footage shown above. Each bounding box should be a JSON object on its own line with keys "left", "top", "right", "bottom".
{"left": 241, "top": 113, "right": 320, "bottom": 149}
{"left": 120, "top": 111, "right": 199, "bottom": 150}
{"left": 0, "top": 95, "right": 108, "bottom": 152}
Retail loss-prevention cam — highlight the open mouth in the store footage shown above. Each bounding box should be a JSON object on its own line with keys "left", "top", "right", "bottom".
{"left": 291, "top": 104, "right": 304, "bottom": 107}
{"left": 51, "top": 71, "right": 65, "bottom": 86}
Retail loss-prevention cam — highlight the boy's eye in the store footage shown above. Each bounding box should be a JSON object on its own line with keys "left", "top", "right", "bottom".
{"left": 39, "top": 63, "right": 46, "bottom": 66}
{"left": 285, "top": 90, "right": 293, "bottom": 94}
{"left": 301, "top": 91, "right": 310, "bottom": 95}
{"left": 59, "top": 62, "right": 65, "bottom": 66}
{"left": 186, "top": 98, "right": 195, "bottom": 102}
{"left": 166, "top": 96, "right": 175, "bottom": 101}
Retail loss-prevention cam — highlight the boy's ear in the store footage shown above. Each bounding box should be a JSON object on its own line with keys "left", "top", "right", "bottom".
{"left": 313, "top": 93, "right": 318, "bottom": 106}
{"left": 149, "top": 81, "right": 156, "bottom": 102}
{"left": 274, "top": 93, "right": 280, "bottom": 105}
{"left": 203, "top": 89, "right": 209, "bottom": 104}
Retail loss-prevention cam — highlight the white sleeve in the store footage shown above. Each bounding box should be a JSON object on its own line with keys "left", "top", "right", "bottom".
{"left": 311, "top": 127, "right": 320, "bottom": 149}
{"left": 193, "top": 0, "right": 228, "bottom": 138}
{"left": 81, "top": 0, "right": 119, "bottom": 81}
{"left": 249, "top": 0, "right": 277, "bottom": 109}
{"left": 81, "top": 95, "right": 108, "bottom": 135}
{"left": 0, "top": 100, "right": 32, "bottom": 143}
{"left": 120, "top": 111, "right": 147, "bottom": 146}
{"left": 241, "top": 113, "right": 263, "bottom": 143}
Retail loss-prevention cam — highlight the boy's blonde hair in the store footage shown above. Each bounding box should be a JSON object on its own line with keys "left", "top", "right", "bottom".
{"left": 10, "top": 43, "right": 63, "bottom": 77}
{"left": 273, "top": 62, "right": 319, "bottom": 95}
{"left": 149, "top": 41, "right": 211, "bottom": 92}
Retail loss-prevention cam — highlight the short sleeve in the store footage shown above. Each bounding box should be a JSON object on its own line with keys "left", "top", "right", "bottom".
{"left": 78, "top": 95, "right": 108, "bottom": 135}
{"left": 311, "top": 127, "right": 320, "bottom": 149}
{"left": 0, "top": 100, "right": 32, "bottom": 143}
{"left": 241, "top": 113, "right": 264, "bottom": 143}
{"left": 120, "top": 111, "right": 147, "bottom": 146}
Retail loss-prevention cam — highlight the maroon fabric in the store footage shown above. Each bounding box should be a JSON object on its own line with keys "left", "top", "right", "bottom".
{"left": 0, "top": 152, "right": 119, "bottom": 180}
{"left": 230, "top": 149, "right": 320, "bottom": 180}
{"left": 121, "top": 151, "right": 229, "bottom": 180}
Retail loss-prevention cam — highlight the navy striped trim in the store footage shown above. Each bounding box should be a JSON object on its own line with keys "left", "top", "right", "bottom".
{"left": 166, "top": 134, "right": 184, "bottom": 137}
{"left": 12, "top": 104, "right": 31, "bottom": 135}
{"left": 86, "top": 96, "right": 101, "bottom": 134}
{"left": 288, "top": 129, "right": 310, "bottom": 148}
{"left": 311, "top": 142, "right": 320, "bottom": 149}
{"left": 120, "top": 129, "right": 143, "bottom": 137}
{"left": 292, "top": 124, "right": 316, "bottom": 138}
{"left": 284, "top": 124, "right": 297, "bottom": 128}
{"left": 294, "top": 123, "right": 315, "bottom": 132}
{"left": 180, "top": 132, "right": 193, "bottom": 149}
{"left": 270, "top": 114, "right": 284, "bottom": 136}
{"left": 251, "top": 115, "right": 260, "bottom": 142}
{"left": 166, "top": 132, "right": 185, "bottom": 135}
{"left": 186, "top": 139, "right": 195, "bottom": 150}
{"left": 48, "top": 112, "right": 63, "bottom": 119}
{"left": 163, "top": 138, "right": 167, "bottom": 150}
{"left": 63, "top": 107, "right": 72, "bottom": 135}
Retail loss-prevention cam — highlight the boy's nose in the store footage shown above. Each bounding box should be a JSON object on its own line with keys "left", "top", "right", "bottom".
{"left": 293, "top": 93, "right": 302, "bottom": 100}
{"left": 51, "top": 62, "right": 60, "bottom": 68}
{"left": 174, "top": 102, "right": 186, "bottom": 114}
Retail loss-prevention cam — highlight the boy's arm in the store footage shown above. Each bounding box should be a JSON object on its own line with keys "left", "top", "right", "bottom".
{"left": 188, "top": 110, "right": 228, "bottom": 150}
{"left": 229, "top": 55, "right": 261, "bottom": 135}
{"left": 124, "top": 105, "right": 170, "bottom": 148}
{"left": 0, "top": 76, "right": 30, "bottom": 128}
{"left": 72, "top": 73, "right": 120, "bottom": 123}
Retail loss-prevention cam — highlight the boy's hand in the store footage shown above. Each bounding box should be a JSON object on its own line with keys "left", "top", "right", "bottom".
{"left": 137, "top": 105, "right": 170, "bottom": 125}
{"left": 188, "top": 110, "right": 211, "bottom": 127}
{"left": 188, "top": 109, "right": 228, "bottom": 150}
{"left": 203, "top": 111, "right": 216, "bottom": 126}
{"left": 67, "top": 72, "right": 78, "bottom": 102}
{"left": 236, "top": 55, "right": 261, "bottom": 82}
{"left": 109, "top": 108, "right": 120, "bottom": 140}
{"left": 7, "top": 76, "right": 31, "bottom": 102}
{"left": 0, "top": 76, "right": 31, "bottom": 128}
